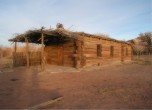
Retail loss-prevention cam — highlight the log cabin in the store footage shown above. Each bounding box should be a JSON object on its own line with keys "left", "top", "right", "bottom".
{"left": 9, "top": 25, "right": 132, "bottom": 68}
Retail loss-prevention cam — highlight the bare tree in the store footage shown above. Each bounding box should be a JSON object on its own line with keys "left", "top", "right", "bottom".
{"left": 131, "top": 39, "right": 145, "bottom": 58}
{"left": 138, "top": 32, "right": 152, "bottom": 55}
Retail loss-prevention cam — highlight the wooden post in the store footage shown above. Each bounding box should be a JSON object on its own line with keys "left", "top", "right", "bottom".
{"left": 131, "top": 46, "right": 133, "bottom": 61}
{"left": 0, "top": 53, "right": 1, "bottom": 59}
{"left": 25, "top": 37, "right": 30, "bottom": 68}
{"left": 14, "top": 41, "right": 17, "bottom": 53}
{"left": 121, "top": 44, "right": 124, "bottom": 62}
{"left": 80, "top": 41, "right": 86, "bottom": 67}
{"left": 41, "top": 28, "right": 45, "bottom": 71}
{"left": 74, "top": 40, "right": 81, "bottom": 69}
{"left": 13, "top": 41, "right": 17, "bottom": 67}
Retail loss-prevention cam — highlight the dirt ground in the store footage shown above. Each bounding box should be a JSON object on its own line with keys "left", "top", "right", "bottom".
{"left": 0, "top": 58, "right": 152, "bottom": 109}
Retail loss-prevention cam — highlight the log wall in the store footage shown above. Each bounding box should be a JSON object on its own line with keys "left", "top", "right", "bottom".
{"left": 44, "top": 36, "right": 132, "bottom": 68}
{"left": 81, "top": 36, "right": 132, "bottom": 67}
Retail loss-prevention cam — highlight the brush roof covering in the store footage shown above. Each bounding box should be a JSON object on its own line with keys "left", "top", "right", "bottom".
{"left": 9, "top": 28, "right": 130, "bottom": 46}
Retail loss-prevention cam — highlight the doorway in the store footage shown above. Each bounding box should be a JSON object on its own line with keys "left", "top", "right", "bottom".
{"left": 45, "top": 45, "right": 64, "bottom": 66}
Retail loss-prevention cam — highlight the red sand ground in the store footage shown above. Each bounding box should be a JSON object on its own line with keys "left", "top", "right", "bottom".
{"left": 0, "top": 63, "right": 152, "bottom": 109}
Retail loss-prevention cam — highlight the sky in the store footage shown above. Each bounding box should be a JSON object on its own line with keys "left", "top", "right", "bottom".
{"left": 0, "top": 0, "right": 151, "bottom": 46}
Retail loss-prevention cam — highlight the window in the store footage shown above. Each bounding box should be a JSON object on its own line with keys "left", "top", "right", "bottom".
{"left": 110, "top": 46, "right": 114, "bottom": 57}
{"left": 97, "top": 44, "right": 102, "bottom": 57}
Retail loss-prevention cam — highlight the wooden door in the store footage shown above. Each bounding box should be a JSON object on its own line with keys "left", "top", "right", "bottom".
{"left": 45, "top": 45, "right": 63, "bottom": 66}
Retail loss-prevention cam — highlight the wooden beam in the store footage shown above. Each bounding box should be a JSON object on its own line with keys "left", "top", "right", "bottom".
{"left": 28, "top": 97, "right": 63, "bottom": 109}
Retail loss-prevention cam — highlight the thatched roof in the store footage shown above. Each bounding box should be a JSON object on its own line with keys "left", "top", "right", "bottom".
{"left": 9, "top": 28, "right": 130, "bottom": 46}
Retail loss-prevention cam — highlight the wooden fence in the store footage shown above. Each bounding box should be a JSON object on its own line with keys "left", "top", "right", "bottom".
{"left": 13, "top": 52, "right": 41, "bottom": 67}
